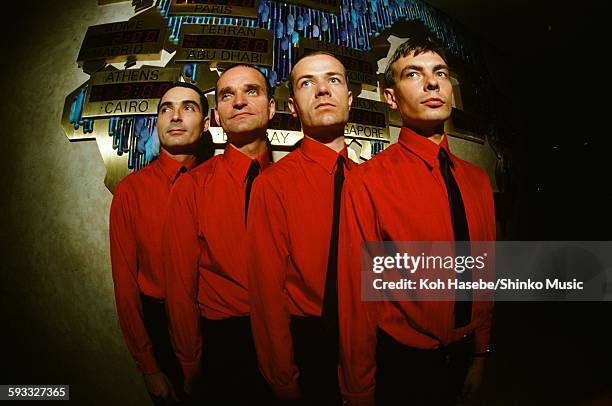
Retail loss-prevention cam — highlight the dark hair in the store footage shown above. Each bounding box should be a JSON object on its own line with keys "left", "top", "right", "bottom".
{"left": 158, "top": 81, "right": 209, "bottom": 116}
{"left": 383, "top": 30, "right": 448, "bottom": 88}
{"left": 288, "top": 51, "right": 347, "bottom": 96}
{"left": 215, "top": 64, "right": 274, "bottom": 101}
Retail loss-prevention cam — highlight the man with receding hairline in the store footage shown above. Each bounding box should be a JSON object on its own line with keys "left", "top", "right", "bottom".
{"left": 247, "top": 51, "right": 354, "bottom": 405}
{"left": 110, "top": 81, "right": 209, "bottom": 405}
{"left": 163, "top": 64, "right": 275, "bottom": 405}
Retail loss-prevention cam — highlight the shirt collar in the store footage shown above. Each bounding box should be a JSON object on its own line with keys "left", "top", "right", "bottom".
{"left": 397, "top": 127, "right": 453, "bottom": 170}
{"left": 300, "top": 136, "right": 349, "bottom": 174}
{"left": 157, "top": 149, "right": 197, "bottom": 183}
{"left": 223, "top": 143, "right": 271, "bottom": 186}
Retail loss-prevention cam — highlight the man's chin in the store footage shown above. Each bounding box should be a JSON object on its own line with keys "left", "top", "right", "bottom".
{"left": 424, "top": 110, "right": 451, "bottom": 122}
{"left": 226, "top": 123, "right": 257, "bottom": 135}
{"left": 311, "top": 116, "right": 347, "bottom": 129}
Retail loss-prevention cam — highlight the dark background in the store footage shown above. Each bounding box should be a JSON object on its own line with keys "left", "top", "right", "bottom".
{"left": 427, "top": 1, "right": 612, "bottom": 404}
{"left": 1, "top": 0, "right": 611, "bottom": 404}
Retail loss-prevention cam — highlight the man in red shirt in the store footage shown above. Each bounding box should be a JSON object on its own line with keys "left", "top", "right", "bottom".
{"left": 109, "top": 82, "right": 209, "bottom": 405}
{"left": 338, "top": 33, "right": 496, "bottom": 405}
{"left": 163, "top": 64, "right": 275, "bottom": 404}
{"left": 247, "top": 52, "right": 354, "bottom": 405}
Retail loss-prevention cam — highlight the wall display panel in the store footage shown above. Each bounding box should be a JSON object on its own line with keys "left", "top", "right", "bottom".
{"left": 64, "top": 0, "right": 502, "bottom": 192}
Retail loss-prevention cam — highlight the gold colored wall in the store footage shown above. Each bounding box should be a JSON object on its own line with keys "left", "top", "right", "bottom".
{"left": 0, "top": 1, "right": 149, "bottom": 404}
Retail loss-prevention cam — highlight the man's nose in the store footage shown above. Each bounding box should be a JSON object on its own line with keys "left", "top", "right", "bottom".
{"left": 171, "top": 108, "right": 183, "bottom": 121}
{"left": 233, "top": 92, "right": 247, "bottom": 108}
{"left": 425, "top": 73, "right": 440, "bottom": 91}
{"left": 316, "top": 82, "right": 331, "bottom": 97}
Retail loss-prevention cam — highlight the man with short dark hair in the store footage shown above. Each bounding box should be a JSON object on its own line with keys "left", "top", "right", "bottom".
{"left": 109, "top": 81, "right": 209, "bottom": 405}
{"left": 338, "top": 32, "right": 495, "bottom": 406}
{"left": 163, "top": 64, "right": 275, "bottom": 404}
{"left": 247, "top": 52, "right": 354, "bottom": 405}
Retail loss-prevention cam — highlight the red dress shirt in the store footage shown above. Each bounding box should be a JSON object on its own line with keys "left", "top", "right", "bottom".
{"left": 109, "top": 150, "right": 197, "bottom": 374}
{"left": 247, "top": 136, "right": 356, "bottom": 398}
{"left": 338, "top": 127, "right": 496, "bottom": 404}
{"left": 163, "top": 144, "right": 270, "bottom": 383}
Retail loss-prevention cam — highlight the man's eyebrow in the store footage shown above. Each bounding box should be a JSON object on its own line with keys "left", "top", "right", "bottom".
{"left": 295, "top": 74, "right": 314, "bottom": 83}
{"left": 180, "top": 99, "right": 201, "bottom": 108}
{"left": 400, "top": 64, "right": 424, "bottom": 76}
{"left": 158, "top": 99, "right": 201, "bottom": 109}
{"left": 217, "top": 86, "right": 234, "bottom": 96}
{"left": 158, "top": 101, "right": 173, "bottom": 110}
{"left": 399, "top": 64, "right": 449, "bottom": 76}
{"left": 296, "top": 72, "right": 345, "bottom": 82}
{"left": 244, "top": 83, "right": 264, "bottom": 90}
{"left": 433, "top": 64, "right": 449, "bottom": 71}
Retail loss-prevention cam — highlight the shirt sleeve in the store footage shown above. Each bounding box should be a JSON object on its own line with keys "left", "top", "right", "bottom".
{"left": 109, "top": 182, "right": 159, "bottom": 374}
{"left": 337, "top": 174, "right": 379, "bottom": 405}
{"left": 247, "top": 176, "right": 301, "bottom": 399}
{"left": 474, "top": 170, "right": 496, "bottom": 353}
{"left": 163, "top": 174, "right": 202, "bottom": 384}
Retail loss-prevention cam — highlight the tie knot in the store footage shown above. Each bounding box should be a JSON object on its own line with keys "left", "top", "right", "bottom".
{"left": 437, "top": 147, "right": 453, "bottom": 171}
{"left": 173, "top": 165, "right": 188, "bottom": 183}
{"left": 336, "top": 154, "right": 345, "bottom": 170}
{"left": 246, "top": 160, "right": 260, "bottom": 181}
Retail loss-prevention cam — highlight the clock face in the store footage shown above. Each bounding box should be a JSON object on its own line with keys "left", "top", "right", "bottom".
{"left": 88, "top": 82, "right": 173, "bottom": 102}
{"left": 336, "top": 54, "right": 375, "bottom": 75}
{"left": 77, "top": 19, "right": 166, "bottom": 65}
{"left": 182, "top": 35, "right": 269, "bottom": 53}
{"left": 345, "top": 98, "right": 390, "bottom": 142}
{"left": 81, "top": 67, "right": 182, "bottom": 118}
{"left": 349, "top": 109, "right": 386, "bottom": 128}
{"left": 298, "top": 39, "right": 378, "bottom": 88}
{"left": 176, "top": 25, "right": 273, "bottom": 66}
{"left": 82, "top": 29, "right": 160, "bottom": 49}
{"left": 268, "top": 112, "right": 301, "bottom": 132}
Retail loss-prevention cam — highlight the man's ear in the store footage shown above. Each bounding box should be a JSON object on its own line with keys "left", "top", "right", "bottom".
{"left": 268, "top": 98, "right": 276, "bottom": 120}
{"left": 213, "top": 108, "right": 220, "bottom": 127}
{"left": 202, "top": 115, "right": 210, "bottom": 133}
{"left": 347, "top": 90, "right": 353, "bottom": 112}
{"left": 384, "top": 88, "right": 398, "bottom": 110}
{"left": 288, "top": 97, "right": 298, "bottom": 118}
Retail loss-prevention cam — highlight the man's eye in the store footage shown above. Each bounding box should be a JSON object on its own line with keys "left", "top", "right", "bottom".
{"left": 301, "top": 80, "right": 313, "bottom": 87}
{"left": 161, "top": 107, "right": 171, "bottom": 113}
{"left": 185, "top": 105, "right": 195, "bottom": 111}
{"left": 437, "top": 71, "right": 448, "bottom": 78}
{"left": 407, "top": 72, "right": 418, "bottom": 78}
{"left": 222, "top": 93, "right": 232, "bottom": 100}
{"left": 248, "top": 89, "right": 258, "bottom": 96}
{"left": 330, "top": 77, "right": 340, "bottom": 84}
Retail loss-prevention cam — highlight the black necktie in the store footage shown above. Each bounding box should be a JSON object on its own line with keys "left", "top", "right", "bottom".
{"left": 244, "top": 160, "right": 260, "bottom": 223}
{"left": 438, "top": 148, "right": 472, "bottom": 328}
{"left": 322, "top": 155, "right": 345, "bottom": 333}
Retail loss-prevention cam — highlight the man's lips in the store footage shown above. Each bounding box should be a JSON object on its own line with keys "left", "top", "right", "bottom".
{"left": 231, "top": 112, "right": 254, "bottom": 119}
{"left": 315, "top": 102, "right": 336, "bottom": 109}
{"left": 168, "top": 128, "right": 186, "bottom": 134}
{"left": 422, "top": 98, "right": 444, "bottom": 107}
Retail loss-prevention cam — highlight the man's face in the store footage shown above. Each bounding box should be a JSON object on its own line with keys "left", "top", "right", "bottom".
{"left": 157, "top": 86, "right": 209, "bottom": 150}
{"left": 288, "top": 54, "right": 352, "bottom": 137}
{"left": 214, "top": 66, "right": 275, "bottom": 138}
{"left": 384, "top": 51, "right": 452, "bottom": 131}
